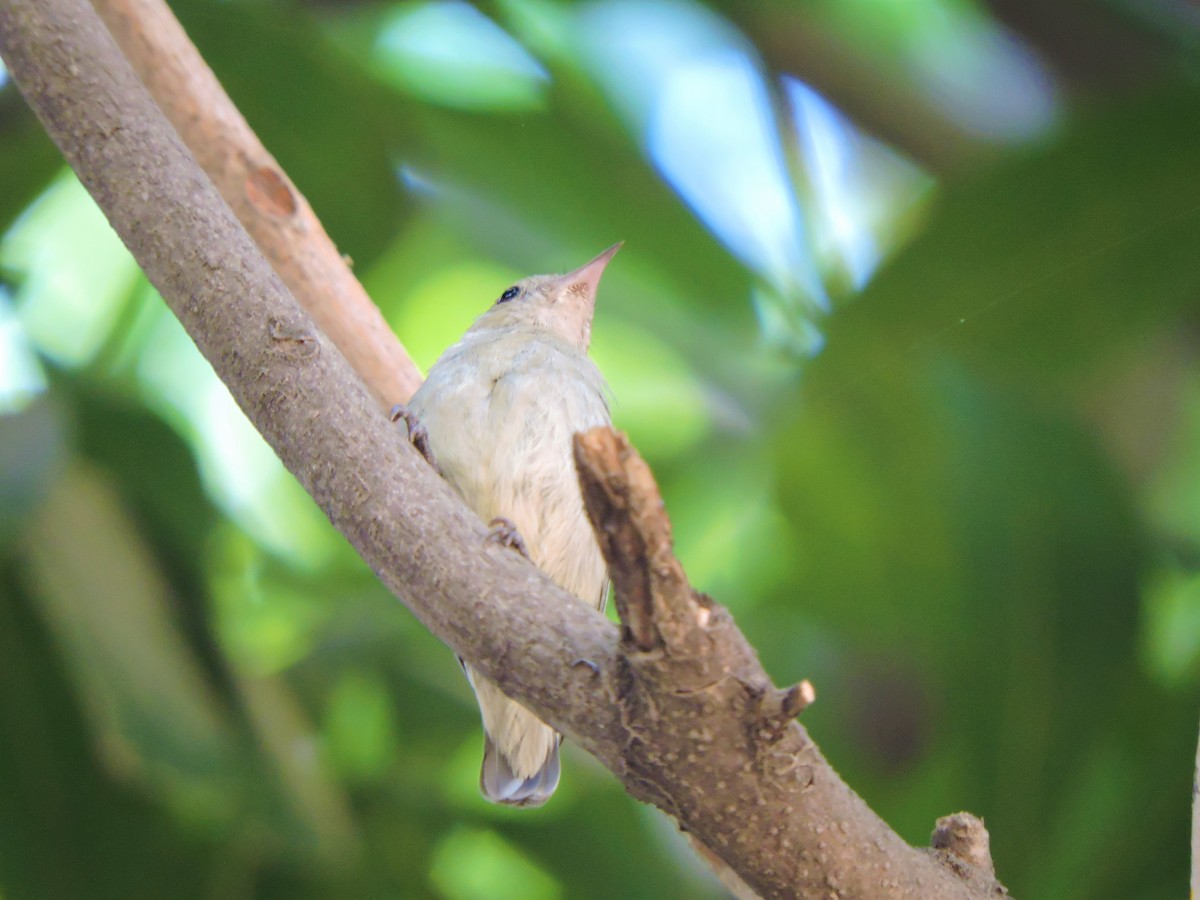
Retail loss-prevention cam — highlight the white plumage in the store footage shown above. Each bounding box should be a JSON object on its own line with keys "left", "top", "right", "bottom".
{"left": 407, "top": 245, "right": 619, "bottom": 806}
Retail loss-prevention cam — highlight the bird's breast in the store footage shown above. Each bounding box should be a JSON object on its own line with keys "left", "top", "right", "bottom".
{"left": 410, "top": 336, "right": 608, "bottom": 508}
{"left": 408, "top": 334, "right": 610, "bottom": 604}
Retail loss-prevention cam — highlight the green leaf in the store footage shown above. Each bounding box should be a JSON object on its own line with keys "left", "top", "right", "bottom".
{"left": 20, "top": 462, "right": 239, "bottom": 808}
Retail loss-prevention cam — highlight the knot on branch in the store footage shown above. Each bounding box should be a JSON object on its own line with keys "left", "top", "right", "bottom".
{"left": 930, "top": 812, "right": 996, "bottom": 877}
{"left": 245, "top": 164, "right": 298, "bottom": 219}
{"left": 267, "top": 315, "right": 318, "bottom": 357}
{"left": 755, "top": 680, "right": 816, "bottom": 741}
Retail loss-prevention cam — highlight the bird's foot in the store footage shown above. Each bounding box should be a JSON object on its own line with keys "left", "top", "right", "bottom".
{"left": 486, "top": 517, "right": 530, "bottom": 560}
{"left": 571, "top": 658, "right": 602, "bottom": 677}
{"left": 390, "top": 403, "right": 440, "bottom": 474}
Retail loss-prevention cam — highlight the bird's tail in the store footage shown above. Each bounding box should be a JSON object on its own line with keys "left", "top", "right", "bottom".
{"left": 466, "top": 664, "right": 562, "bottom": 807}
{"left": 480, "top": 733, "right": 561, "bottom": 807}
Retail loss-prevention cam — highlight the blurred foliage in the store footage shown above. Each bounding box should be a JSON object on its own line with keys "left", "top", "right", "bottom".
{"left": 2, "top": 0, "right": 1200, "bottom": 898}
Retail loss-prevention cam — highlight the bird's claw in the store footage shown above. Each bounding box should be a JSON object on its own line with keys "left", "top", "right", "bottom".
{"left": 572, "top": 658, "right": 601, "bottom": 677}
{"left": 390, "top": 403, "right": 440, "bottom": 473}
{"left": 486, "top": 517, "right": 530, "bottom": 560}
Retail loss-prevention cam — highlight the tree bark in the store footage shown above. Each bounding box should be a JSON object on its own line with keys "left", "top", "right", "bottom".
{"left": 1192, "top": 714, "right": 1199, "bottom": 900}
{"left": 0, "top": 1, "right": 1005, "bottom": 896}
{"left": 91, "top": 0, "right": 422, "bottom": 409}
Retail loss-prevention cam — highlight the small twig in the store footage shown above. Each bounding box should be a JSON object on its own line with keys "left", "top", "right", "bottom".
{"left": 931, "top": 812, "right": 996, "bottom": 877}
{"left": 756, "top": 681, "right": 816, "bottom": 741}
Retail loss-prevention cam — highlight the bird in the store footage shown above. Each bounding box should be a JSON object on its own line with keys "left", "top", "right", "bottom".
{"left": 397, "top": 243, "right": 620, "bottom": 807}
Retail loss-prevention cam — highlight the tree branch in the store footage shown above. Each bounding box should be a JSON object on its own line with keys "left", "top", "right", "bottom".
{"left": 91, "top": 0, "right": 422, "bottom": 408}
{"left": 0, "top": 1, "right": 1005, "bottom": 895}
{"left": 573, "top": 429, "right": 1001, "bottom": 898}
{"left": 709, "top": 1, "right": 981, "bottom": 174}
{"left": 1192, "top": 713, "right": 1199, "bottom": 900}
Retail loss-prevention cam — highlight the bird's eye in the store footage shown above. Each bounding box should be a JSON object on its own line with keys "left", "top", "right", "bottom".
{"left": 497, "top": 286, "right": 520, "bottom": 304}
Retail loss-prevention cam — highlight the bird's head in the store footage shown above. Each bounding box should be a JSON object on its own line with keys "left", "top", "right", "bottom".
{"left": 474, "top": 243, "right": 622, "bottom": 351}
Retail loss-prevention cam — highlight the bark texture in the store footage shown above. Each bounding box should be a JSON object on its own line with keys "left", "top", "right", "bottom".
{"left": 0, "top": 0, "right": 1005, "bottom": 895}
{"left": 1192, "top": 715, "right": 1199, "bottom": 900}
{"left": 91, "top": 0, "right": 422, "bottom": 408}
{"left": 573, "top": 430, "right": 1002, "bottom": 898}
